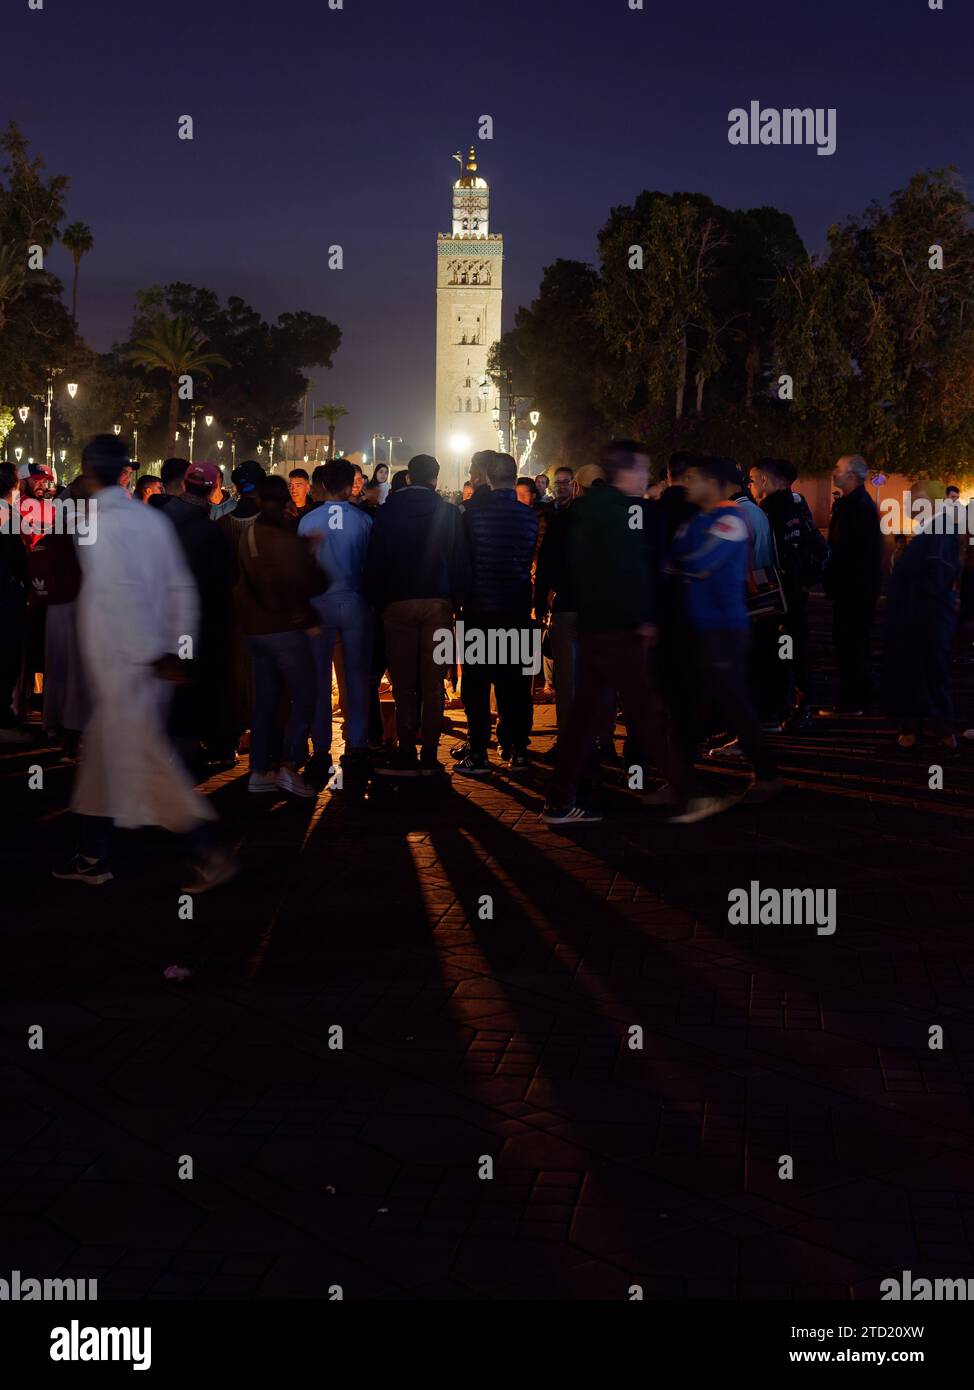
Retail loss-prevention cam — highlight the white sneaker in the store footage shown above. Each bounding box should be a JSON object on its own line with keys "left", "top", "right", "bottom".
{"left": 248, "top": 771, "right": 279, "bottom": 794}
{"left": 708, "top": 738, "right": 744, "bottom": 759}
{"left": 276, "top": 767, "right": 317, "bottom": 799}
{"left": 181, "top": 849, "right": 240, "bottom": 895}
{"left": 641, "top": 782, "right": 678, "bottom": 806}
{"left": 669, "top": 793, "right": 740, "bottom": 824}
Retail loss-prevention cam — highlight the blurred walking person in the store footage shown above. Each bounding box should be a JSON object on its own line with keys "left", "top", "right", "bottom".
{"left": 820, "top": 455, "right": 883, "bottom": 716}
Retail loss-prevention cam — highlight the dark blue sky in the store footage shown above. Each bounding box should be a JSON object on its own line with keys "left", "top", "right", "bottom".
{"left": 7, "top": 0, "right": 972, "bottom": 454}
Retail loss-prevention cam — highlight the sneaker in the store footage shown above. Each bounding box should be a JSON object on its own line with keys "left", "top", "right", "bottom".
{"left": 817, "top": 706, "right": 864, "bottom": 718}
{"left": 248, "top": 771, "right": 279, "bottom": 794}
{"left": 0, "top": 726, "right": 32, "bottom": 746}
{"left": 52, "top": 853, "right": 113, "bottom": 886}
{"left": 540, "top": 803, "right": 603, "bottom": 825}
{"left": 453, "top": 752, "right": 490, "bottom": 777}
{"left": 450, "top": 742, "right": 471, "bottom": 760}
{"left": 668, "top": 794, "right": 740, "bottom": 825}
{"left": 506, "top": 750, "right": 529, "bottom": 771}
{"left": 181, "top": 848, "right": 240, "bottom": 894}
{"left": 741, "top": 776, "right": 786, "bottom": 806}
{"left": 276, "top": 767, "right": 318, "bottom": 798}
{"left": 641, "top": 782, "right": 679, "bottom": 806}
{"left": 418, "top": 748, "right": 445, "bottom": 776}
{"left": 708, "top": 737, "right": 745, "bottom": 760}
{"left": 375, "top": 750, "right": 421, "bottom": 778}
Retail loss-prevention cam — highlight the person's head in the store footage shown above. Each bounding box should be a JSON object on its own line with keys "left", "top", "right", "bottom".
{"left": 24, "top": 464, "right": 55, "bottom": 500}
{"left": 134, "top": 474, "right": 163, "bottom": 503}
{"left": 321, "top": 458, "right": 355, "bottom": 500}
{"left": 231, "top": 459, "right": 265, "bottom": 498}
{"left": 82, "top": 434, "right": 131, "bottom": 491}
{"left": 600, "top": 440, "right": 651, "bottom": 497}
{"left": 487, "top": 452, "right": 517, "bottom": 489}
{"left": 470, "top": 450, "right": 494, "bottom": 488}
{"left": 515, "top": 477, "right": 535, "bottom": 506}
{"left": 407, "top": 454, "right": 439, "bottom": 490}
{"left": 668, "top": 451, "right": 695, "bottom": 487}
{"left": 749, "top": 458, "right": 796, "bottom": 502}
{"left": 391, "top": 469, "right": 410, "bottom": 493}
{"left": 683, "top": 456, "right": 727, "bottom": 510}
{"left": 833, "top": 454, "right": 868, "bottom": 495}
{"left": 254, "top": 473, "right": 292, "bottom": 517}
{"left": 912, "top": 479, "right": 947, "bottom": 514}
{"left": 350, "top": 463, "right": 365, "bottom": 499}
{"left": 461, "top": 480, "right": 474, "bottom": 502}
{"left": 946, "top": 485, "right": 960, "bottom": 502}
{"left": 0, "top": 461, "right": 18, "bottom": 504}
{"left": 713, "top": 457, "right": 745, "bottom": 500}
{"left": 552, "top": 465, "right": 574, "bottom": 504}
{"left": 311, "top": 464, "right": 328, "bottom": 502}
{"left": 534, "top": 473, "right": 550, "bottom": 497}
{"left": 574, "top": 463, "right": 604, "bottom": 493}
{"left": 288, "top": 467, "right": 311, "bottom": 508}
{"left": 370, "top": 463, "right": 389, "bottom": 485}
{"left": 161, "top": 456, "right": 190, "bottom": 495}
{"left": 183, "top": 460, "right": 219, "bottom": 500}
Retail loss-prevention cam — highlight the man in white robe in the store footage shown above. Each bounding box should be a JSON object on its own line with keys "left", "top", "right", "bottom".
{"left": 53, "top": 435, "right": 237, "bottom": 893}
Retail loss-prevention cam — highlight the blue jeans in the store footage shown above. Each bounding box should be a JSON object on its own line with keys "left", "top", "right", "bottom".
{"left": 246, "top": 630, "right": 316, "bottom": 772}
{"left": 311, "top": 592, "right": 374, "bottom": 754}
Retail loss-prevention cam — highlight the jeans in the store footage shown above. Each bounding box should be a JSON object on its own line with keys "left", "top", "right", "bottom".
{"left": 549, "top": 610, "right": 578, "bottom": 736}
{"left": 310, "top": 591, "right": 374, "bottom": 754}
{"left": 550, "top": 628, "right": 683, "bottom": 807}
{"left": 383, "top": 597, "right": 452, "bottom": 753}
{"left": 462, "top": 609, "right": 535, "bottom": 756}
{"left": 246, "top": 630, "right": 316, "bottom": 772}
{"left": 690, "top": 629, "right": 777, "bottom": 785}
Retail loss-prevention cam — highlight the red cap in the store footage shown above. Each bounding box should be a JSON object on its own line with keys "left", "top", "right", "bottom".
{"left": 184, "top": 460, "right": 219, "bottom": 489}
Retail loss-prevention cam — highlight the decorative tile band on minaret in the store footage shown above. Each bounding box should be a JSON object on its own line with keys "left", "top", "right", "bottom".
{"left": 434, "top": 145, "right": 503, "bottom": 490}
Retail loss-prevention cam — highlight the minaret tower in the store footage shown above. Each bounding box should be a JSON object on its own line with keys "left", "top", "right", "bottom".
{"left": 435, "top": 145, "right": 503, "bottom": 485}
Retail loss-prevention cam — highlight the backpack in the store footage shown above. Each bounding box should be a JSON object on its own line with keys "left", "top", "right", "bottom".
{"left": 793, "top": 493, "right": 829, "bottom": 589}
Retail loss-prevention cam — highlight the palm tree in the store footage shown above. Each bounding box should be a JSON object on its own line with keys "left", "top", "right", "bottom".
{"left": 61, "top": 222, "right": 93, "bottom": 323}
{"left": 313, "top": 403, "right": 348, "bottom": 460}
{"left": 0, "top": 242, "right": 25, "bottom": 333}
{"left": 128, "top": 315, "right": 229, "bottom": 455}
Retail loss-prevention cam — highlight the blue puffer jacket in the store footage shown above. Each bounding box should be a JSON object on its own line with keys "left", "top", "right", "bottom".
{"left": 463, "top": 488, "right": 539, "bottom": 615}
{"left": 363, "top": 485, "right": 470, "bottom": 610}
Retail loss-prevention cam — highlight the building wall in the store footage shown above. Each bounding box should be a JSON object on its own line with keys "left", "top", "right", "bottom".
{"left": 434, "top": 229, "right": 503, "bottom": 491}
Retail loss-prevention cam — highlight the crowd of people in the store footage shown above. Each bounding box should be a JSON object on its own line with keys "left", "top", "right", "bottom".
{"left": 0, "top": 432, "right": 969, "bottom": 890}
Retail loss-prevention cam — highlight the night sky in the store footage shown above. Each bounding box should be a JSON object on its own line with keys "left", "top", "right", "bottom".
{"left": 7, "top": 0, "right": 972, "bottom": 455}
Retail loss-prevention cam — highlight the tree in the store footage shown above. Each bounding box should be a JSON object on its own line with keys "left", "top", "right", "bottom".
{"left": 59, "top": 350, "right": 164, "bottom": 458}
{"left": 61, "top": 221, "right": 93, "bottom": 323}
{"left": 127, "top": 315, "right": 229, "bottom": 455}
{"left": 0, "top": 240, "right": 24, "bottom": 333}
{"left": 314, "top": 404, "right": 348, "bottom": 459}
{"left": 122, "top": 283, "right": 342, "bottom": 455}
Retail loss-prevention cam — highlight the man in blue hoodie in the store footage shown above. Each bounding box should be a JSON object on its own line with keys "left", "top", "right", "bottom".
{"left": 363, "top": 454, "right": 469, "bottom": 775}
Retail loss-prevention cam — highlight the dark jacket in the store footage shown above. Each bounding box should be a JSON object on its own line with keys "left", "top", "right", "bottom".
{"left": 658, "top": 484, "right": 698, "bottom": 543}
{"left": 761, "top": 487, "right": 806, "bottom": 598}
{"left": 825, "top": 484, "right": 882, "bottom": 602}
{"left": 569, "top": 482, "right": 658, "bottom": 632}
{"left": 459, "top": 483, "right": 491, "bottom": 515}
{"left": 363, "top": 485, "right": 469, "bottom": 610}
{"left": 464, "top": 488, "right": 539, "bottom": 616}
{"left": 163, "top": 495, "right": 237, "bottom": 603}
{"left": 236, "top": 515, "right": 323, "bottom": 635}
{"left": 534, "top": 502, "right": 575, "bottom": 614}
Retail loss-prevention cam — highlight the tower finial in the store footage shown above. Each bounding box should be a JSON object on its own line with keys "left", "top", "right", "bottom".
{"left": 467, "top": 145, "right": 477, "bottom": 174}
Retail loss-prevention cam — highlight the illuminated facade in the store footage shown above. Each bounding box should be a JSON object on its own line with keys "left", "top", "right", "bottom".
{"left": 434, "top": 146, "right": 503, "bottom": 483}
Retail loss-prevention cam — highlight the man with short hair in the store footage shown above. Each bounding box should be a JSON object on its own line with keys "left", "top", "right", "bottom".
{"left": 309, "top": 464, "right": 328, "bottom": 509}
{"left": 299, "top": 458, "right": 374, "bottom": 774}
{"left": 535, "top": 473, "right": 553, "bottom": 505}
{"left": 551, "top": 466, "right": 574, "bottom": 510}
{"left": 460, "top": 451, "right": 494, "bottom": 514}
{"left": 543, "top": 441, "right": 687, "bottom": 823}
{"left": 134, "top": 474, "right": 163, "bottom": 503}
{"left": 515, "top": 477, "right": 536, "bottom": 508}
{"left": 820, "top": 453, "right": 883, "bottom": 715}
{"left": 458, "top": 453, "right": 539, "bottom": 774}
{"left": 148, "top": 457, "right": 190, "bottom": 510}
{"left": 53, "top": 436, "right": 235, "bottom": 892}
{"left": 288, "top": 468, "right": 314, "bottom": 517}
{"left": 364, "top": 454, "right": 469, "bottom": 775}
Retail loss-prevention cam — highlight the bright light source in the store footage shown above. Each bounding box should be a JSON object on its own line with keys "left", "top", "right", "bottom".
{"left": 17, "top": 406, "right": 29, "bottom": 423}
{"left": 113, "top": 424, "right": 121, "bottom": 435}
{"left": 217, "top": 439, "right": 224, "bottom": 450}
{"left": 529, "top": 411, "right": 540, "bottom": 427}
{"left": 67, "top": 383, "right": 78, "bottom": 399}
{"left": 14, "top": 447, "right": 23, "bottom": 461}
{"left": 449, "top": 433, "right": 471, "bottom": 453}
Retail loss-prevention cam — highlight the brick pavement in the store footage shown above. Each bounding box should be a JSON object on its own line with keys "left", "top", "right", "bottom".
{"left": 3, "top": 595, "right": 974, "bottom": 1299}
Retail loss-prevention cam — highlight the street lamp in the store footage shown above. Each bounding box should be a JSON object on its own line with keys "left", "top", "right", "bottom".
{"left": 67, "top": 382, "right": 78, "bottom": 399}
{"left": 529, "top": 410, "right": 540, "bottom": 427}
{"left": 14, "top": 447, "right": 23, "bottom": 462}
{"left": 216, "top": 439, "right": 224, "bottom": 452}
{"left": 17, "top": 406, "right": 29, "bottom": 424}
{"left": 449, "top": 432, "right": 470, "bottom": 495}
{"left": 204, "top": 414, "right": 214, "bottom": 428}
{"left": 113, "top": 424, "right": 121, "bottom": 436}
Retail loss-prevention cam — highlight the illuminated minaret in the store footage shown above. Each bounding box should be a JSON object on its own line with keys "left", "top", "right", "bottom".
{"left": 434, "top": 145, "right": 503, "bottom": 485}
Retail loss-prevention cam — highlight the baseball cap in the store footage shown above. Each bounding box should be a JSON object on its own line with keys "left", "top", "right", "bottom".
{"left": 28, "top": 462, "right": 55, "bottom": 479}
{"left": 184, "top": 460, "right": 220, "bottom": 489}
{"left": 231, "top": 460, "right": 265, "bottom": 494}
{"left": 575, "top": 464, "right": 604, "bottom": 490}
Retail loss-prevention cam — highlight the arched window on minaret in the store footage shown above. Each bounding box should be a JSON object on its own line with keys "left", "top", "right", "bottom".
{"left": 465, "top": 399, "right": 471, "bottom": 412}
{"left": 471, "top": 269, "right": 479, "bottom": 284}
